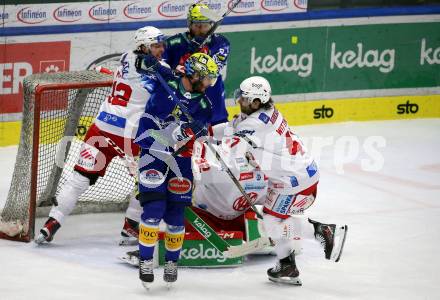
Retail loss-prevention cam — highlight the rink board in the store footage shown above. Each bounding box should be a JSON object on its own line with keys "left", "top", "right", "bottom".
{"left": 226, "top": 94, "right": 440, "bottom": 126}
{"left": 1, "top": 94, "right": 439, "bottom": 146}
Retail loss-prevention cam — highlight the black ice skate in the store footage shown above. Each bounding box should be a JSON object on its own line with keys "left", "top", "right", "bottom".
{"left": 34, "top": 217, "right": 61, "bottom": 244}
{"left": 139, "top": 258, "right": 154, "bottom": 290}
{"left": 308, "top": 218, "right": 347, "bottom": 262}
{"left": 119, "top": 217, "right": 139, "bottom": 246}
{"left": 267, "top": 252, "right": 302, "bottom": 286}
{"left": 163, "top": 260, "right": 178, "bottom": 288}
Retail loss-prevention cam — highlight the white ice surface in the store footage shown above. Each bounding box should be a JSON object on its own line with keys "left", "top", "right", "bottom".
{"left": 1, "top": 119, "right": 439, "bottom": 300}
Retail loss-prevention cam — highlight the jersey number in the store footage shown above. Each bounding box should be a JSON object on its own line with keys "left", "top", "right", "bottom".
{"left": 107, "top": 81, "right": 132, "bottom": 107}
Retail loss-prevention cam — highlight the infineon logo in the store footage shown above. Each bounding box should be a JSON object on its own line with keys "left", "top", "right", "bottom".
{"left": 228, "top": 0, "right": 258, "bottom": 14}
{"left": 294, "top": 0, "right": 308, "bottom": 10}
{"left": 1, "top": 12, "right": 9, "bottom": 22}
{"left": 17, "top": 7, "right": 48, "bottom": 24}
{"left": 205, "top": 1, "right": 222, "bottom": 12}
{"left": 158, "top": 1, "right": 189, "bottom": 18}
{"left": 261, "top": 0, "right": 289, "bottom": 12}
{"left": 88, "top": 4, "right": 117, "bottom": 21}
{"left": 53, "top": 5, "right": 82, "bottom": 23}
{"left": 123, "top": 2, "right": 152, "bottom": 20}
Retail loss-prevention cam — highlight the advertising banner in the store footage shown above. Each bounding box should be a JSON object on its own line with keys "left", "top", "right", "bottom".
{"left": 2, "top": 0, "right": 307, "bottom": 29}
{"left": 0, "top": 42, "right": 71, "bottom": 114}
{"left": 222, "top": 22, "right": 440, "bottom": 97}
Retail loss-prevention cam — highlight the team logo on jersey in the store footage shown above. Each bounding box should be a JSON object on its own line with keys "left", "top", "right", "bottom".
{"left": 244, "top": 181, "right": 266, "bottom": 191}
{"left": 233, "top": 192, "right": 258, "bottom": 212}
{"left": 274, "top": 195, "right": 295, "bottom": 215}
{"left": 168, "top": 177, "right": 192, "bottom": 194}
{"left": 258, "top": 113, "right": 270, "bottom": 124}
{"left": 290, "top": 176, "right": 299, "bottom": 187}
{"left": 239, "top": 172, "right": 254, "bottom": 181}
{"left": 77, "top": 145, "right": 99, "bottom": 171}
{"left": 235, "top": 130, "right": 255, "bottom": 137}
{"left": 306, "top": 161, "right": 318, "bottom": 177}
{"left": 140, "top": 169, "right": 165, "bottom": 185}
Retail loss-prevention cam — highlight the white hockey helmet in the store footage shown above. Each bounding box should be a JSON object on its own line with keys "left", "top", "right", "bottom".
{"left": 134, "top": 26, "right": 166, "bottom": 50}
{"left": 234, "top": 76, "right": 272, "bottom": 104}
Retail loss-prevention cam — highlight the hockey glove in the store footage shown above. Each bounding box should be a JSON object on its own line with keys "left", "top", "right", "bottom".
{"left": 135, "top": 54, "right": 159, "bottom": 74}
{"left": 172, "top": 122, "right": 208, "bottom": 157}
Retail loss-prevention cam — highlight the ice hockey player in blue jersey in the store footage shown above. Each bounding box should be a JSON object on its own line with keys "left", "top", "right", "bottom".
{"left": 134, "top": 53, "right": 219, "bottom": 290}
{"left": 163, "top": 3, "right": 230, "bottom": 125}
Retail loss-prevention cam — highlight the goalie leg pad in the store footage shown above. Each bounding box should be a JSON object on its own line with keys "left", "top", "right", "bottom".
{"left": 49, "top": 171, "right": 90, "bottom": 224}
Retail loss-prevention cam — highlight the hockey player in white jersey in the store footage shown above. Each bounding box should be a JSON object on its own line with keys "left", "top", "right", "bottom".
{"left": 192, "top": 76, "right": 347, "bottom": 285}
{"left": 35, "top": 26, "right": 171, "bottom": 245}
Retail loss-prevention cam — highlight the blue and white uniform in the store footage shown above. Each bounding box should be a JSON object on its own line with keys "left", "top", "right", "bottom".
{"left": 135, "top": 77, "right": 212, "bottom": 263}
{"left": 163, "top": 32, "right": 230, "bottom": 125}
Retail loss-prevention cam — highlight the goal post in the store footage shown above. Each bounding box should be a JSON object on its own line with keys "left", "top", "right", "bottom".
{"left": 0, "top": 71, "right": 135, "bottom": 242}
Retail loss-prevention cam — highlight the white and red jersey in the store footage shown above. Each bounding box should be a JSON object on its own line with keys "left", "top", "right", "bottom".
{"left": 192, "top": 106, "right": 319, "bottom": 219}
{"left": 94, "top": 51, "right": 169, "bottom": 139}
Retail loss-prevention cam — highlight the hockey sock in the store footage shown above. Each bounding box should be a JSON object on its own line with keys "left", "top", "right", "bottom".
{"left": 139, "top": 218, "right": 160, "bottom": 260}
{"left": 125, "top": 193, "right": 142, "bottom": 223}
{"left": 164, "top": 225, "right": 185, "bottom": 262}
{"left": 49, "top": 171, "right": 90, "bottom": 224}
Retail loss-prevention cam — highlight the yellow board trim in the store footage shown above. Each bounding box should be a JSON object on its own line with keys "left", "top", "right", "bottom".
{"left": 227, "top": 94, "right": 440, "bottom": 126}
{"left": 1, "top": 95, "right": 439, "bottom": 147}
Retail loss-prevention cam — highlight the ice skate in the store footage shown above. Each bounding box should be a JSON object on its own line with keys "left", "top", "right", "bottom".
{"left": 34, "top": 217, "right": 61, "bottom": 244}
{"left": 120, "top": 249, "right": 140, "bottom": 267}
{"left": 163, "top": 260, "right": 178, "bottom": 289}
{"left": 139, "top": 258, "right": 154, "bottom": 290}
{"left": 267, "top": 251, "right": 302, "bottom": 286}
{"left": 308, "top": 218, "right": 347, "bottom": 262}
{"left": 119, "top": 217, "right": 139, "bottom": 246}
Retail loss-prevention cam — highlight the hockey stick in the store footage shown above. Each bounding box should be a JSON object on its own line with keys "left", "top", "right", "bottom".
{"left": 196, "top": 0, "right": 242, "bottom": 49}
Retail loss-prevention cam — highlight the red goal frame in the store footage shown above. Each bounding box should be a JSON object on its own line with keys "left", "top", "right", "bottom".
{"left": 0, "top": 80, "right": 112, "bottom": 243}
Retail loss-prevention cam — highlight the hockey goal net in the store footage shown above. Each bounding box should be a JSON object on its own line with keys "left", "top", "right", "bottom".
{"left": 0, "top": 71, "right": 135, "bottom": 242}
